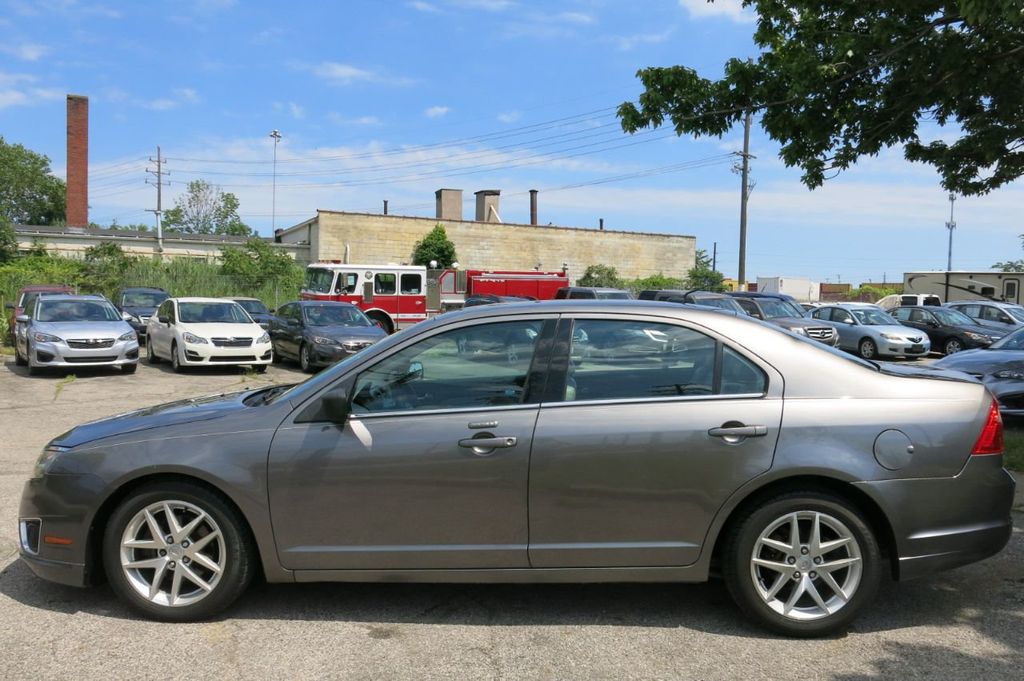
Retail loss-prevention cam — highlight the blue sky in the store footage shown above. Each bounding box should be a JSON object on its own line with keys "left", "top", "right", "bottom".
{"left": 2, "top": 0, "right": 1022, "bottom": 285}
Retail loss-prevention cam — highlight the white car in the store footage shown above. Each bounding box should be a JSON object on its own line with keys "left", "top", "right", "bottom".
{"left": 146, "top": 297, "right": 273, "bottom": 372}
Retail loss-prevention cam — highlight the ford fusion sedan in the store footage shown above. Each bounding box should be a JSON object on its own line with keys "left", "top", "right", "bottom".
{"left": 19, "top": 301, "right": 1013, "bottom": 636}
{"left": 145, "top": 297, "right": 272, "bottom": 372}
{"left": 934, "top": 327, "right": 1024, "bottom": 416}
{"left": 809, "top": 303, "right": 930, "bottom": 359}
{"left": 269, "top": 300, "right": 386, "bottom": 372}
{"left": 14, "top": 294, "right": 139, "bottom": 375}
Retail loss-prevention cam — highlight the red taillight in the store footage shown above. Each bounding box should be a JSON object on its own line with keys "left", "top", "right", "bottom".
{"left": 971, "top": 399, "right": 1004, "bottom": 456}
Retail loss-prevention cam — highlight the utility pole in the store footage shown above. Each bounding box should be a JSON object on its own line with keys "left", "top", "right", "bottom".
{"left": 944, "top": 193, "right": 957, "bottom": 302}
{"left": 735, "top": 110, "right": 755, "bottom": 291}
{"left": 145, "top": 145, "right": 168, "bottom": 253}
{"left": 269, "top": 129, "right": 282, "bottom": 231}
{"left": 712, "top": 241, "right": 717, "bottom": 272}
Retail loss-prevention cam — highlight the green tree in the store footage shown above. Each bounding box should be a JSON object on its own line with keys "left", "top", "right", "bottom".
{"left": 0, "top": 214, "right": 18, "bottom": 264}
{"left": 411, "top": 224, "right": 458, "bottom": 268}
{"left": 82, "top": 241, "right": 137, "bottom": 298}
{"left": 220, "top": 237, "right": 303, "bottom": 291}
{"left": 684, "top": 249, "right": 725, "bottom": 292}
{"left": 994, "top": 260, "right": 1024, "bottom": 272}
{"left": 163, "top": 180, "right": 252, "bottom": 236}
{"left": 0, "top": 136, "right": 66, "bottom": 224}
{"left": 618, "top": 1, "right": 1024, "bottom": 195}
{"left": 577, "top": 264, "right": 622, "bottom": 288}
{"left": 631, "top": 273, "right": 685, "bottom": 292}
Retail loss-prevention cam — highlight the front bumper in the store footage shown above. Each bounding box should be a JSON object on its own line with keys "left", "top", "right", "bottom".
{"left": 853, "top": 455, "right": 1014, "bottom": 580}
{"left": 31, "top": 339, "right": 139, "bottom": 368}
{"left": 308, "top": 342, "right": 368, "bottom": 367}
{"left": 180, "top": 340, "right": 274, "bottom": 366}
{"left": 877, "top": 337, "right": 931, "bottom": 358}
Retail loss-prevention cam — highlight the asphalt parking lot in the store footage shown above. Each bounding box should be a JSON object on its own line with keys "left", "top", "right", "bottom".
{"left": 1, "top": 355, "right": 1022, "bottom": 680}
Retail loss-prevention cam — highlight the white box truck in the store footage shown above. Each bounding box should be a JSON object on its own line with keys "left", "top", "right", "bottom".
{"left": 756, "top": 277, "right": 821, "bottom": 303}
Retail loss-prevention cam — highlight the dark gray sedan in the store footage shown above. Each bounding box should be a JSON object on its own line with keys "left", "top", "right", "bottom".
{"left": 934, "top": 327, "right": 1024, "bottom": 416}
{"left": 269, "top": 300, "right": 387, "bottom": 372}
{"left": 18, "top": 301, "right": 1014, "bottom": 636}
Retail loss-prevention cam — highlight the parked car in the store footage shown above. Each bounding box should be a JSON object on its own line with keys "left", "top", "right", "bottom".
{"left": 877, "top": 293, "right": 942, "bottom": 311}
{"left": 115, "top": 287, "right": 171, "bottom": 343}
{"left": 13, "top": 294, "right": 139, "bottom": 375}
{"left": 269, "top": 301, "right": 387, "bottom": 372}
{"left": 728, "top": 292, "right": 840, "bottom": 346}
{"left": 145, "top": 297, "right": 272, "bottom": 372}
{"left": 800, "top": 302, "right": 824, "bottom": 313}
{"left": 230, "top": 297, "right": 275, "bottom": 330}
{"left": 655, "top": 290, "right": 748, "bottom": 315}
{"left": 18, "top": 301, "right": 1014, "bottom": 636}
{"left": 554, "top": 286, "right": 632, "bottom": 300}
{"left": 890, "top": 305, "right": 1002, "bottom": 355}
{"left": 809, "top": 303, "right": 931, "bottom": 360}
{"left": 463, "top": 294, "right": 534, "bottom": 307}
{"left": 934, "top": 327, "right": 1024, "bottom": 416}
{"left": 6, "top": 284, "right": 74, "bottom": 337}
{"left": 945, "top": 300, "right": 1024, "bottom": 334}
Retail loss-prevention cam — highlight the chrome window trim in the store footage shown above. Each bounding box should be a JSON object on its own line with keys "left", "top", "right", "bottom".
{"left": 351, "top": 403, "right": 540, "bottom": 420}
{"left": 541, "top": 392, "right": 770, "bottom": 410}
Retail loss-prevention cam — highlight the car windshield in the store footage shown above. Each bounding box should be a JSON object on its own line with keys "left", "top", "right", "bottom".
{"left": 1007, "top": 307, "right": 1024, "bottom": 323}
{"left": 303, "top": 305, "right": 371, "bottom": 327}
{"left": 758, "top": 299, "right": 802, "bottom": 319}
{"left": 122, "top": 291, "right": 168, "bottom": 307}
{"left": 36, "top": 300, "right": 121, "bottom": 322}
{"left": 596, "top": 291, "right": 631, "bottom": 300}
{"left": 850, "top": 308, "right": 897, "bottom": 325}
{"left": 697, "top": 297, "right": 741, "bottom": 312}
{"left": 989, "top": 327, "right": 1024, "bottom": 350}
{"left": 234, "top": 299, "right": 269, "bottom": 315}
{"left": 931, "top": 308, "right": 975, "bottom": 326}
{"left": 178, "top": 302, "right": 252, "bottom": 324}
{"left": 305, "top": 268, "right": 336, "bottom": 294}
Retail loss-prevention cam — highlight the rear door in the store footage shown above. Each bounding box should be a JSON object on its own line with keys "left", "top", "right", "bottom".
{"left": 527, "top": 315, "right": 784, "bottom": 568}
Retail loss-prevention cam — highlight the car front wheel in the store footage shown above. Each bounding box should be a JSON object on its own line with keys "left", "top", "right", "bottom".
{"left": 299, "top": 343, "right": 314, "bottom": 373}
{"left": 723, "top": 491, "right": 881, "bottom": 637}
{"left": 858, "top": 338, "right": 877, "bottom": 359}
{"left": 171, "top": 342, "right": 184, "bottom": 373}
{"left": 944, "top": 338, "right": 964, "bottom": 355}
{"left": 102, "top": 481, "right": 255, "bottom": 622}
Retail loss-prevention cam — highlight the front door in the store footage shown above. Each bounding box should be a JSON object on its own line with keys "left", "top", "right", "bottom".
{"left": 528, "top": 316, "right": 783, "bottom": 568}
{"left": 268, "top": 316, "right": 554, "bottom": 570}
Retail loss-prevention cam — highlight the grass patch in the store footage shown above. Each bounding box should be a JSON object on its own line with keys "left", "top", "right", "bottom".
{"left": 0, "top": 345, "right": 13, "bottom": 356}
{"left": 1003, "top": 420, "right": 1024, "bottom": 472}
{"left": 53, "top": 374, "right": 77, "bottom": 401}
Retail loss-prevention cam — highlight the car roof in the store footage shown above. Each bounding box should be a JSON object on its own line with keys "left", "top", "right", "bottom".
{"left": 172, "top": 297, "right": 241, "bottom": 303}
{"left": 947, "top": 300, "right": 1023, "bottom": 308}
{"left": 35, "top": 294, "right": 108, "bottom": 302}
{"left": 120, "top": 287, "right": 168, "bottom": 292}
{"left": 295, "top": 300, "right": 358, "bottom": 307}
{"left": 230, "top": 297, "right": 263, "bottom": 302}
{"left": 20, "top": 285, "right": 74, "bottom": 293}
{"left": 829, "top": 302, "right": 881, "bottom": 308}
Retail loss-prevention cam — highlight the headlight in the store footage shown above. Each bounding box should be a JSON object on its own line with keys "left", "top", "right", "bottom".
{"left": 256, "top": 332, "right": 270, "bottom": 344}
{"left": 792, "top": 327, "right": 808, "bottom": 336}
{"left": 34, "top": 444, "right": 70, "bottom": 478}
{"left": 119, "top": 331, "right": 137, "bottom": 341}
{"left": 312, "top": 335, "right": 338, "bottom": 345}
{"left": 182, "top": 332, "right": 208, "bottom": 344}
{"left": 32, "top": 332, "right": 62, "bottom": 343}
{"left": 994, "top": 369, "right": 1024, "bottom": 380}
{"left": 964, "top": 332, "right": 989, "bottom": 342}
{"left": 880, "top": 333, "right": 904, "bottom": 341}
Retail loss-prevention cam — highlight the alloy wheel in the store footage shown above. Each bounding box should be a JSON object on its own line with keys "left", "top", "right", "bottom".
{"left": 749, "top": 510, "right": 863, "bottom": 621}
{"left": 859, "top": 339, "right": 876, "bottom": 359}
{"left": 300, "top": 343, "right": 311, "bottom": 372}
{"left": 945, "top": 338, "right": 963, "bottom": 354}
{"left": 119, "top": 500, "right": 226, "bottom": 608}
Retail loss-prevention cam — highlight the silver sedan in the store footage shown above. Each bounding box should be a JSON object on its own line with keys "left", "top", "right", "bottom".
{"left": 810, "top": 303, "right": 931, "bottom": 359}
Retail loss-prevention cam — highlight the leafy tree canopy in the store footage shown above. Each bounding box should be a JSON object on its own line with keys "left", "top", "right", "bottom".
{"left": 0, "top": 214, "right": 18, "bottom": 264}
{"left": 412, "top": 224, "right": 458, "bottom": 268}
{"left": 685, "top": 249, "right": 726, "bottom": 292}
{"left": 163, "top": 180, "right": 252, "bottom": 236}
{"left": 994, "top": 260, "right": 1024, "bottom": 272}
{"left": 577, "top": 264, "right": 623, "bottom": 288}
{"left": 220, "top": 237, "right": 303, "bottom": 291}
{"left": 632, "top": 273, "right": 685, "bottom": 291}
{"left": 0, "top": 136, "right": 66, "bottom": 224}
{"left": 619, "top": 1, "right": 1024, "bottom": 195}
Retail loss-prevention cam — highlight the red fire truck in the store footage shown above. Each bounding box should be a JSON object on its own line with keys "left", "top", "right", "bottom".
{"left": 301, "top": 263, "right": 569, "bottom": 333}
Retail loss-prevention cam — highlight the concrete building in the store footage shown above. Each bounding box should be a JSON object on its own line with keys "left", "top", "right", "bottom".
{"left": 277, "top": 188, "right": 697, "bottom": 282}
{"left": 14, "top": 224, "right": 309, "bottom": 262}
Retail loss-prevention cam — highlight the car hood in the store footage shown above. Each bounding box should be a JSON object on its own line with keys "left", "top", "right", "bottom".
{"left": 956, "top": 322, "right": 1003, "bottom": 338}
{"left": 306, "top": 324, "right": 387, "bottom": 340}
{"left": 51, "top": 390, "right": 254, "bottom": 448}
{"left": 176, "top": 321, "right": 266, "bottom": 338}
{"left": 863, "top": 324, "right": 927, "bottom": 340}
{"left": 34, "top": 320, "right": 134, "bottom": 338}
{"left": 934, "top": 348, "right": 1024, "bottom": 375}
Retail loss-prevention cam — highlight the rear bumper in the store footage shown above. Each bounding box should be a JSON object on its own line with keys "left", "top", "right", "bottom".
{"left": 853, "top": 456, "right": 1014, "bottom": 580}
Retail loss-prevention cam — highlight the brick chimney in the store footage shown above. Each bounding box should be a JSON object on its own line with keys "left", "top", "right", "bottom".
{"left": 529, "top": 189, "right": 538, "bottom": 225}
{"left": 474, "top": 189, "right": 500, "bottom": 222}
{"left": 435, "top": 188, "right": 463, "bottom": 221}
{"left": 66, "top": 94, "right": 89, "bottom": 227}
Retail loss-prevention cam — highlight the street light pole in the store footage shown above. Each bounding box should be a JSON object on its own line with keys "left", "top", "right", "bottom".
{"left": 269, "top": 129, "right": 282, "bottom": 232}
{"left": 944, "top": 193, "right": 956, "bottom": 302}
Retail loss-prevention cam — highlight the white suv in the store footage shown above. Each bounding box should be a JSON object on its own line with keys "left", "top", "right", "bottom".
{"left": 146, "top": 297, "right": 273, "bottom": 372}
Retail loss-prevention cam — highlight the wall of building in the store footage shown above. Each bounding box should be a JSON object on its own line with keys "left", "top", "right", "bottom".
{"left": 302, "top": 211, "right": 696, "bottom": 282}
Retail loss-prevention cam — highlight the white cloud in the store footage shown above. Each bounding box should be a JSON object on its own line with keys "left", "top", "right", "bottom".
{"left": 556, "top": 11, "right": 594, "bottom": 25}
{"left": 0, "top": 85, "right": 63, "bottom": 110}
{"left": 608, "top": 28, "right": 673, "bottom": 51}
{"left": 289, "top": 102, "right": 305, "bottom": 120}
{"left": 174, "top": 87, "right": 200, "bottom": 103}
{"left": 497, "top": 110, "right": 521, "bottom": 124}
{"left": 142, "top": 98, "right": 177, "bottom": 111}
{"left": 450, "top": 0, "right": 515, "bottom": 11}
{"left": 303, "top": 61, "right": 418, "bottom": 87}
{"left": 0, "top": 42, "right": 50, "bottom": 61}
{"left": 328, "top": 113, "right": 381, "bottom": 126}
{"left": 0, "top": 90, "right": 30, "bottom": 109}
{"left": 678, "top": 0, "right": 755, "bottom": 23}
{"left": 407, "top": 1, "right": 441, "bottom": 12}
{"left": 425, "top": 105, "right": 450, "bottom": 118}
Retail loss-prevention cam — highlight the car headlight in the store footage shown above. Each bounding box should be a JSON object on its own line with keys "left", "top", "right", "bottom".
{"left": 34, "top": 444, "right": 70, "bottom": 478}
{"left": 119, "top": 331, "right": 137, "bottom": 341}
{"left": 880, "top": 333, "right": 904, "bottom": 341}
{"left": 32, "top": 332, "right": 62, "bottom": 343}
{"left": 964, "top": 332, "right": 990, "bottom": 342}
{"left": 182, "top": 332, "right": 208, "bottom": 344}
{"left": 792, "top": 327, "right": 808, "bottom": 336}
{"left": 256, "top": 332, "right": 270, "bottom": 344}
{"left": 312, "top": 335, "right": 338, "bottom": 345}
{"left": 994, "top": 369, "right": 1024, "bottom": 380}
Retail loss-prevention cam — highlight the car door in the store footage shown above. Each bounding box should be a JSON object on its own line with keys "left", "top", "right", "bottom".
{"left": 271, "top": 304, "right": 296, "bottom": 358}
{"left": 267, "top": 315, "right": 556, "bottom": 570}
{"left": 527, "top": 315, "right": 784, "bottom": 568}
{"left": 149, "top": 301, "right": 171, "bottom": 358}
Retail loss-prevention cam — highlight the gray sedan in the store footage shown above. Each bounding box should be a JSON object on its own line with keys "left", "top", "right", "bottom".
{"left": 809, "top": 303, "right": 931, "bottom": 359}
{"left": 934, "top": 327, "right": 1024, "bottom": 416}
{"left": 18, "top": 301, "right": 1014, "bottom": 636}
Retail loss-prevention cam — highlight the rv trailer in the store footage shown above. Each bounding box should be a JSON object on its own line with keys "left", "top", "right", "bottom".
{"left": 902, "top": 271, "right": 1023, "bottom": 304}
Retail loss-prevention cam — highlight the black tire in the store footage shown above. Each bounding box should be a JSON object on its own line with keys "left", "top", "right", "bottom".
{"left": 14, "top": 344, "right": 27, "bottom": 366}
{"left": 367, "top": 312, "right": 393, "bottom": 335}
{"left": 858, "top": 338, "right": 877, "bottom": 359}
{"left": 26, "top": 342, "right": 41, "bottom": 376}
{"left": 122, "top": 363, "right": 138, "bottom": 374}
{"left": 944, "top": 338, "right": 964, "bottom": 355}
{"left": 147, "top": 345, "right": 161, "bottom": 364}
{"left": 722, "top": 491, "right": 882, "bottom": 638}
{"left": 170, "top": 342, "right": 184, "bottom": 373}
{"left": 299, "top": 342, "right": 315, "bottom": 373}
{"left": 253, "top": 364, "right": 267, "bottom": 374}
{"left": 271, "top": 347, "right": 283, "bottom": 364}
{"left": 101, "top": 481, "right": 255, "bottom": 622}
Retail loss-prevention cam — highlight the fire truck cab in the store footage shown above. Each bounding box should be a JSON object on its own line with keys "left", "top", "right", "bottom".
{"left": 301, "top": 263, "right": 427, "bottom": 334}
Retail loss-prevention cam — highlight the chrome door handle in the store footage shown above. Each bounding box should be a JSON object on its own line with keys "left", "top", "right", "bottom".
{"left": 708, "top": 425, "right": 767, "bottom": 439}
{"left": 458, "top": 436, "right": 518, "bottom": 449}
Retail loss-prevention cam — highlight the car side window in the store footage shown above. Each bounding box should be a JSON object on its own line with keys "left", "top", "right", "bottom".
{"left": 568, "top": 290, "right": 592, "bottom": 299}
{"left": 957, "top": 304, "right": 980, "bottom": 318}
{"left": 832, "top": 309, "right": 853, "bottom": 324}
{"left": 735, "top": 298, "right": 761, "bottom": 318}
{"left": 811, "top": 308, "right": 831, "bottom": 321}
{"left": 352, "top": 320, "right": 545, "bottom": 414}
{"left": 374, "top": 273, "right": 397, "bottom": 295}
{"left": 892, "top": 308, "right": 909, "bottom": 321}
{"left": 167, "top": 301, "right": 177, "bottom": 324}
{"left": 564, "top": 319, "right": 764, "bottom": 401}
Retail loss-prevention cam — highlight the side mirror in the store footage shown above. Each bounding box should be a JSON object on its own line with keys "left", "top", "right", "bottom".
{"left": 321, "top": 390, "right": 352, "bottom": 425}
{"left": 15, "top": 314, "right": 30, "bottom": 323}
{"left": 158, "top": 315, "right": 169, "bottom": 324}
{"left": 121, "top": 312, "right": 133, "bottom": 321}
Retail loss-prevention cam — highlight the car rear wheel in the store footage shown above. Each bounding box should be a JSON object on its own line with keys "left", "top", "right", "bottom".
{"left": 299, "top": 342, "right": 314, "bottom": 373}
{"left": 171, "top": 342, "right": 184, "bottom": 373}
{"left": 858, "top": 338, "right": 877, "bottom": 359}
{"left": 14, "top": 344, "right": 27, "bottom": 366}
{"left": 944, "top": 338, "right": 964, "bottom": 355}
{"left": 723, "top": 491, "right": 881, "bottom": 637}
{"left": 147, "top": 345, "right": 161, "bottom": 364}
{"left": 102, "top": 482, "right": 255, "bottom": 622}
